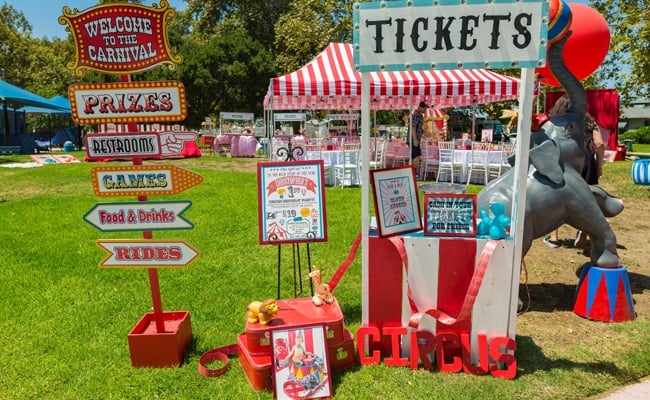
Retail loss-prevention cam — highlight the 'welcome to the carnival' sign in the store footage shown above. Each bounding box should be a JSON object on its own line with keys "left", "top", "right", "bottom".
{"left": 353, "top": 0, "right": 547, "bottom": 72}
{"left": 59, "top": 0, "right": 181, "bottom": 75}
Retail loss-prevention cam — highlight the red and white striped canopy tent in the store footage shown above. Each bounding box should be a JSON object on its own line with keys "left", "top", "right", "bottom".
{"left": 264, "top": 43, "right": 520, "bottom": 111}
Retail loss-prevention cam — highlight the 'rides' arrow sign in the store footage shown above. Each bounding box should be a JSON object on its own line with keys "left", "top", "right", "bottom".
{"left": 84, "top": 201, "right": 193, "bottom": 232}
{"left": 96, "top": 239, "right": 200, "bottom": 268}
{"left": 91, "top": 165, "right": 203, "bottom": 197}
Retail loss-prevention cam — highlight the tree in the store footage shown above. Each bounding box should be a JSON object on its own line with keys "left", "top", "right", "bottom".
{"left": 273, "top": 0, "right": 353, "bottom": 74}
{"left": 185, "top": 0, "right": 290, "bottom": 49}
{"left": 0, "top": 4, "right": 34, "bottom": 86}
{"left": 143, "top": 29, "right": 275, "bottom": 127}
{"left": 590, "top": 0, "right": 650, "bottom": 102}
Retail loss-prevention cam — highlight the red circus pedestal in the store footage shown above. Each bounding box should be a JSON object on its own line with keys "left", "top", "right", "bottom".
{"left": 127, "top": 311, "right": 192, "bottom": 368}
{"left": 573, "top": 263, "right": 635, "bottom": 322}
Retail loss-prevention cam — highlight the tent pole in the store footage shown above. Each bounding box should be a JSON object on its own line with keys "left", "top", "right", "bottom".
{"left": 361, "top": 72, "right": 370, "bottom": 330}
{"left": 408, "top": 80, "right": 413, "bottom": 165}
{"left": 3, "top": 100, "right": 8, "bottom": 146}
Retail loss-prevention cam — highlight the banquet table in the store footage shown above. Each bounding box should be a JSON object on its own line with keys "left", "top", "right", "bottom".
{"left": 215, "top": 133, "right": 259, "bottom": 157}
{"left": 306, "top": 149, "right": 360, "bottom": 186}
{"left": 437, "top": 149, "right": 505, "bottom": 184}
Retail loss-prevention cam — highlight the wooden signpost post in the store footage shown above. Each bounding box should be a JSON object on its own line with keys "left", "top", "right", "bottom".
{"left": 62, "top": 0, "right": 199, "bottom": 368}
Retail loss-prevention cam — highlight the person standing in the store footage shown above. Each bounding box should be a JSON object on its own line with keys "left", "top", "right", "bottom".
{"left": 409, "top": 101, "right": 427, "bottom": 177}
{"left": 573, "top": 112, "right": 605, "bottom": 248}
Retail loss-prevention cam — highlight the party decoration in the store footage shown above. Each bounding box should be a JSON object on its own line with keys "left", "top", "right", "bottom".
{"left": 536, "top": 3, "right": 610, "bottom": 87}
{"left": 479, "top": 33, "right": 624, "bottom": 268}
{"left": 309, "top": 269, "right": 335, "bottom": 306}
{"left": 246, "top": 299, "right": 280, "bottom": 325}
{"left": 477, "top": 203, "right": 511, "bottom": 240}
{"left": 547, "top": 0, "right": 572, "bottom": 45}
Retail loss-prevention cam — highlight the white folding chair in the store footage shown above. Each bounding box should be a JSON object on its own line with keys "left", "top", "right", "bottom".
{"left": 306, "top": 145, "right": 333, "bottom": 185}
{"left": 466, "top": 142, "right": 490, "bottom": 185}
{"left": 420, "top": 140, "right": 440, "bottom": 181}
{"left": 391, "top": 142, "right": 410, "bottom": 167}
{"left": 487, "top": 143, "right": 515, "bottom": 182}
{"left": 436, "top": 141, "right": 462, "bottom": 183}
{"left": 369, "top": 140, "right": 387, "bottom": 170}
{"left": 334, "top": 142, "right": 360, "bottom": 187}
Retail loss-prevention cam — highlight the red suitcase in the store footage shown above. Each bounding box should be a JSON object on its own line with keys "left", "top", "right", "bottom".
{"left": 328, "top": 329, "right": 356, "bottom": 372}
{"left": 245, "top": 297, "right": 345, "bottom": 355}
{"left": 237, "top": 333, "right": 272, "bottom": 391}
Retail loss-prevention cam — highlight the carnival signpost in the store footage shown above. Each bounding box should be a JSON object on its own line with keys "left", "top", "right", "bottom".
{"left": 61, "top": 0, "right": 199, "bottom": 367}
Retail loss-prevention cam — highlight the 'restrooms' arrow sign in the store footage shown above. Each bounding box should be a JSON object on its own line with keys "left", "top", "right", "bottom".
{"left": 96, "top": 239, "right": 200, "bottom": 268}
{"left": 84, "top": 201, "right": 193, "bottom": 232}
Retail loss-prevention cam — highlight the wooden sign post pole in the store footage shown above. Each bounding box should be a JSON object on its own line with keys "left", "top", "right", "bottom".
{"left": 118, "top": 73, "right": 166, "bottom": 334}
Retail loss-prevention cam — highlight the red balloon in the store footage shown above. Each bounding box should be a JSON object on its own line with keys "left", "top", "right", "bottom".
{"left": 536, "top": 3, "right": 610, "bottom": 87}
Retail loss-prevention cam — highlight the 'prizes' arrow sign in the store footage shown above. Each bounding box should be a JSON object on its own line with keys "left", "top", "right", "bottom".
{"left": 91, "top": 165, "right": 203, "bottom": 197}
{"left": 96, "top": 239, "right": 200, "bottom": 268}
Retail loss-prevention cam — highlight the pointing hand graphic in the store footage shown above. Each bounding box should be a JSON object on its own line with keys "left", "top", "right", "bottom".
{"left": 159, "top": 131, "right": 197, "bottom": 156}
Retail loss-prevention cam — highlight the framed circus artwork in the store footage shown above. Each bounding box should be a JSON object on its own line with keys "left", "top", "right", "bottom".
{"left": 257, "top": 160, "right": 328, "bottom": 244}
{"left": 271, "top": 324, "right": 332, "bottom": 400}
{"left": 369, "top": 166, "right": 422, "bottom": 238}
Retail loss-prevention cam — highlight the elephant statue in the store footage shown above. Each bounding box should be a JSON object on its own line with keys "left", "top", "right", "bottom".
{"left": 477, "top": 33, "right": 623, "bottom": 268}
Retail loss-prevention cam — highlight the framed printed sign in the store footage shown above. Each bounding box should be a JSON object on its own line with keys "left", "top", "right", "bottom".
{"left": 423, "top": 193, "right": 477, "bottom": 236}
{"left": 370, "top": 166, "right": 422, "bottom": 238}
{"left": 271, "top": 324, "right": 332, "bottom": 400}
{"left": 258, "top": 161, "right": 327, "bottom": 244}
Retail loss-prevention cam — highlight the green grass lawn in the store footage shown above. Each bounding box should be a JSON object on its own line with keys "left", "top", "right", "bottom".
{"left": 0, "top": 152, "right": 648, "bottom": 399}
{"left": 630, "top": 143, "right": 650, "bottom": 154}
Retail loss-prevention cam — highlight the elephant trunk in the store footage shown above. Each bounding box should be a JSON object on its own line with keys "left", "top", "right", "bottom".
{"left": 547, "top": 32, "right": 587, "bottom": 117}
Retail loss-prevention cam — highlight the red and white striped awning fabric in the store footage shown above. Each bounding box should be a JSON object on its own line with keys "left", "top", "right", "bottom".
{"left": 264, "top": 43, "right": 520, "bottom": 111}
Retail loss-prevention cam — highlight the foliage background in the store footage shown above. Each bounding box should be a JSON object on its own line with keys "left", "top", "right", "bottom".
{"left": 1, "top": 0, "right": 647, "bottom": 133}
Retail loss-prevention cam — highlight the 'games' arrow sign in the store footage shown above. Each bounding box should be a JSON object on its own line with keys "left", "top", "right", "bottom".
{"left": 91, "top": 165, "right": 203, "bottom": 197}
{"left": 84, "top": 200, "right": 193, "bottom": 232}
{"left": 96, "top": 239, "right": 200, "bottom": 268}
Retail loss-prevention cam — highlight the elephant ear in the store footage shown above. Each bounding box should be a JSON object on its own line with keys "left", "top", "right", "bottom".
{"left": 530, "top": 140, "right": 563, "bottom": 184}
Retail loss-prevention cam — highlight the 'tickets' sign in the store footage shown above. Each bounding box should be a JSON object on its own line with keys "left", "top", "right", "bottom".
{"left": 353, "top": 0, "right": 547, "bottom": 72}
{"left": 59, "top": 0, "right": 182, "bottom": 75}
{"left": 68, "top": 81, "right": 187, "bottom": 124}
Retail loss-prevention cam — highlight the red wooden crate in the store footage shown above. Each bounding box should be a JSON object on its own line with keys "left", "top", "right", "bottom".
{"left": 245, "top": 297, "right": 345, "bottom": 355}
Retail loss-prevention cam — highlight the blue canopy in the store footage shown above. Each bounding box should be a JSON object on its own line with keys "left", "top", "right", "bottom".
{"left": 20, "top": 95, "right": 71, "bottom": 116}
{"left": 0, "top": 80, "right": 68, "bottom": 111}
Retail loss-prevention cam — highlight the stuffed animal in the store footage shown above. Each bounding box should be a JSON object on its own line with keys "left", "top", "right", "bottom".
{"left": 246, "top": 298, "right": 279, "bottom": 325}
{"left": 309, "top": 269, "right": 335, "bottom": 306}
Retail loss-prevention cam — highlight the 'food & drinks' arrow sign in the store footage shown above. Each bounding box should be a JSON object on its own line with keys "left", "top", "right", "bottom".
{"left": 84, "top": 200, "right": 193, "bottom": 232}
{"left": 96, "top": 239, "right": 200, "bottom": 268}
{"left": 91, "top": 165, "right": 203, "bottom": 197}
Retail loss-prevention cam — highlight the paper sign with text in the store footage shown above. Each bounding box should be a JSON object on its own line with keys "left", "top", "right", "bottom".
{"left": 424, "top": 194, "right": 477, "bottom": 236}
{"left": 257, "top": 161, "right": 328, "bottom": 244}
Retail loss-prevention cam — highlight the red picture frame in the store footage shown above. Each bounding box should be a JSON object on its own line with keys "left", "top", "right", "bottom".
{"left": 369, "top": 166, "right": 422, "bottom": 238}
{"left": 271, "top": 323, "right": 332, "bottom": 399}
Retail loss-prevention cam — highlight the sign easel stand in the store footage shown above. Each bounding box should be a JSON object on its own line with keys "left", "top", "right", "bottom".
{"left": 273, "top": 137, "right": 314, "bottom": 299}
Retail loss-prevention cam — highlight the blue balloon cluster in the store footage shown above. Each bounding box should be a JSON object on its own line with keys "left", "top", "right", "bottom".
{"left": 477, "top": 203, "right": 511, "bottom": 240}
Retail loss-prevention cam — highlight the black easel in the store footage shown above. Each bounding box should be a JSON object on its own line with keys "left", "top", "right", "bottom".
{"left": 273, "top": 137, "right": 314, "bottom": 299}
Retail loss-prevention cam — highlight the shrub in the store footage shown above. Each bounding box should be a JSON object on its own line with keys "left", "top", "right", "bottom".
{"left": 619, "top": 126, "right": 650, "bottom": 144}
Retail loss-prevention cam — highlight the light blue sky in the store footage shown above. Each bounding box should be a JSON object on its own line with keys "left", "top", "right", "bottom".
{"left": 3, "top": 0, "right": 187, "bottom": 39}
{"left": 6, "top": 0, "right": 591, "bottom": 40}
